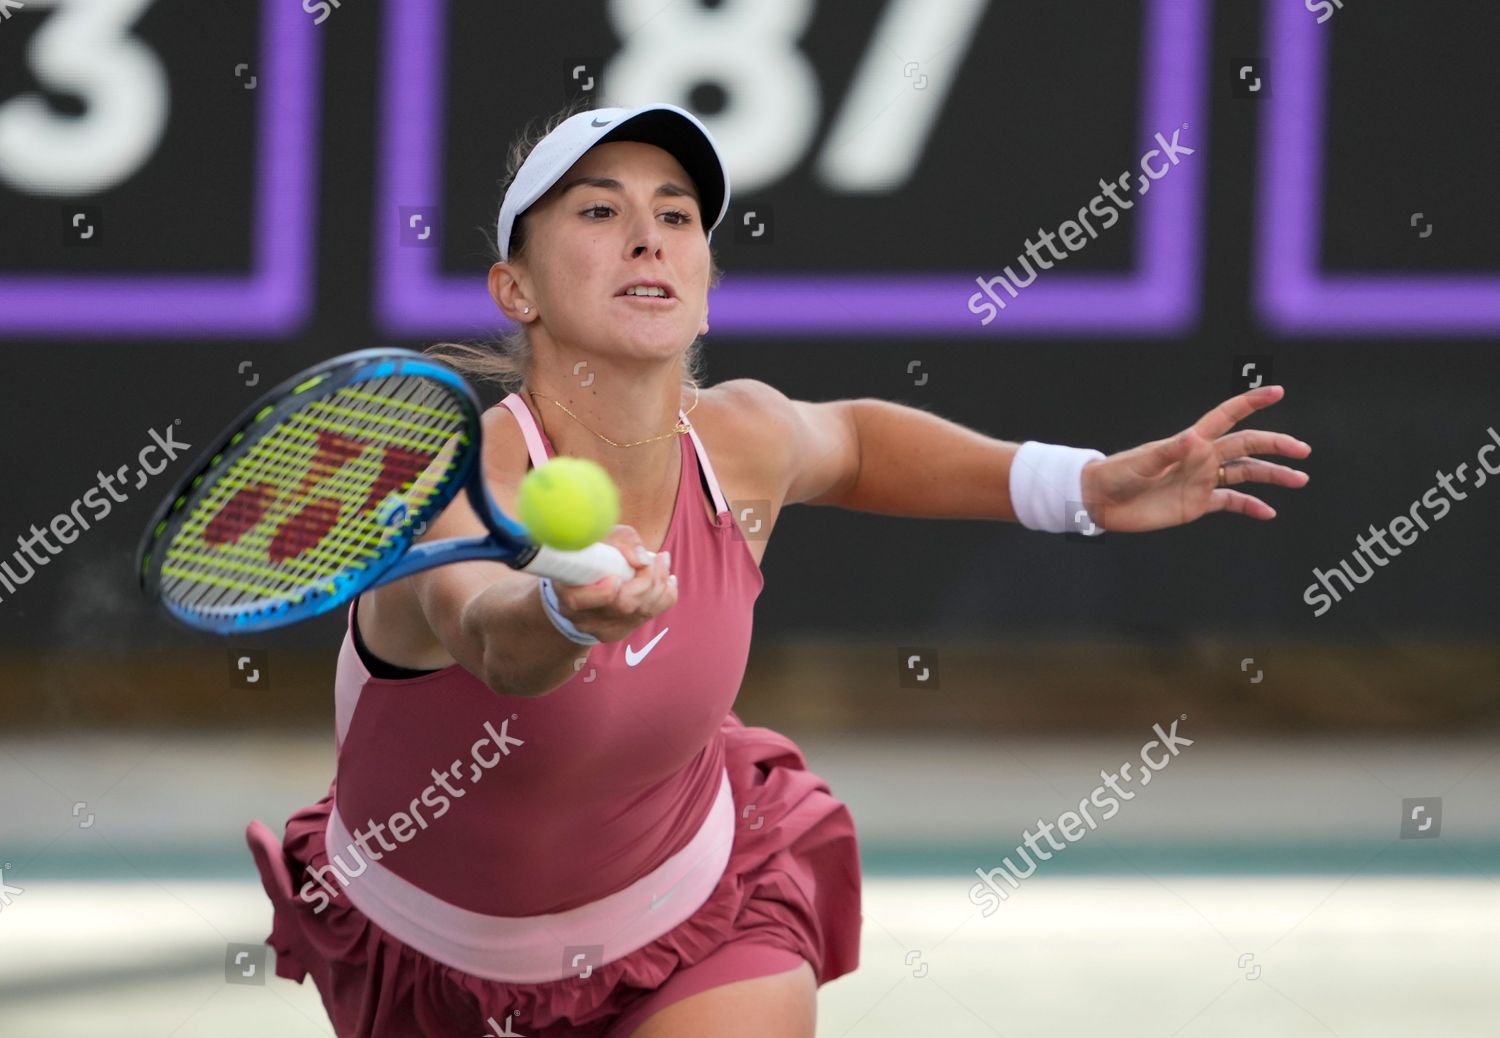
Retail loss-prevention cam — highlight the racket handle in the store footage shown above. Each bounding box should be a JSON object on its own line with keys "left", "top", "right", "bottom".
{"left": 522, "top": 542, "right": 636, "bottom": 586}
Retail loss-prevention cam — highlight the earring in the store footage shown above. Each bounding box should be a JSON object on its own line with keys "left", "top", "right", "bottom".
{"left": 522, "top": 307, "right": 531, "bottom": 315}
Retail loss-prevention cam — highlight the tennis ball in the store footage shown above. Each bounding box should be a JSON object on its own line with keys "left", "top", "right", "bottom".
{"left": 517, "top": 457, "right": 619, "bottom": 551}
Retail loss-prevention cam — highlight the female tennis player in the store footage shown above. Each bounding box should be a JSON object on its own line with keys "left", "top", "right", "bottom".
{"left": 246, "top": 101, "right": 1310, "bottom": 1037}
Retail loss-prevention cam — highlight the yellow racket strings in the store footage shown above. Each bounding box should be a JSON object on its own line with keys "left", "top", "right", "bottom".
{"left": 160, "top": 374, "right": 470, "bottom": 616}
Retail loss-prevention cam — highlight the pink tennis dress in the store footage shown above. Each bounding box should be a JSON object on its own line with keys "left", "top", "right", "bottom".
{"left": 246, "top": 393, "right": 862, "bottom": 1037}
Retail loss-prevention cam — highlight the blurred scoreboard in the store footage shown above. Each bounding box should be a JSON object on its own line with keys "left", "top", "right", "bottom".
{"left": 0, "top": 0, "right": 315, "bottom": 336}
{"left": 0, "top": 0, "right": 1495, "bottom": 340}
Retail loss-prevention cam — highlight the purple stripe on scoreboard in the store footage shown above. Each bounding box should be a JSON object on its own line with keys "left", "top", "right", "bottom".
{"left": 1257, "top": 0, "right": 1500, "bottom": 336}
{"left": 0, "top": 0, "right": 319, "bottom": 339}
{"left": 375, "top": 0, "right": 1209, "bottom": 338}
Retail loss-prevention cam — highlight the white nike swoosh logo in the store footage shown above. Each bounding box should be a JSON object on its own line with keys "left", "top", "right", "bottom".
{"left": 624, "top": 627, "right": 669, "bottom": 666}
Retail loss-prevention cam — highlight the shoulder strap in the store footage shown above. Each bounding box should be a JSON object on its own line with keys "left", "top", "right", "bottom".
{"left": 684, "top": 418, "right": 729, "bottom": 516}
{"left": 497, "top": 394, "right": 549, "bottom": 469}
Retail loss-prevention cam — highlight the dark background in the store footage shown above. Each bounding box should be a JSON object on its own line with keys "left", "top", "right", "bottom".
{"left": 1, "top": 0, "right": 1496, "bottom": 730}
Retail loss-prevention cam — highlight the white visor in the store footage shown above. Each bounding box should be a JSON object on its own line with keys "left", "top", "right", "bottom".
{"left": 495, "top": 103, "right": 730, "bottom": 262}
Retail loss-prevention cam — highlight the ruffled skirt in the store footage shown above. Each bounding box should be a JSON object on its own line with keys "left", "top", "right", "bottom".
{"left": 246, "top": 712, "right": 861, "bottom": 1037}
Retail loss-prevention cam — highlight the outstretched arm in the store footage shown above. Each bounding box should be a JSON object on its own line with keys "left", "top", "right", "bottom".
{"left": 727, "top": 379, "right": 1025, "bottom": 520}
{"left": 730, "top": 380, "right": 1310, "bottom": 531}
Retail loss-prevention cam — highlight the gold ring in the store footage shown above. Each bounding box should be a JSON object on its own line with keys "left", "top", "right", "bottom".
{"left": 1217, "top": 463, "right": 1227, "bottom": 488}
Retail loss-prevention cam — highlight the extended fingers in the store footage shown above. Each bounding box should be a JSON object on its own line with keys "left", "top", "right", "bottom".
{"left": 1194, "top": 385, "right": 1287, "bottom": 441}
{"left": 1220, "top": 457, "right": 1311, "bottom": 489}
{"left": 1216, "top": 428, "right": 1312, "bottom": 462}
{"left": 1208, "top": 487, "right": 1277, "bottom": 520}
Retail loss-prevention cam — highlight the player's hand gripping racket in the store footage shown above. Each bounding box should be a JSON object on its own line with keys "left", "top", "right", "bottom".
{"left": 137, "top": 349, "right": 634, "bottom": 633}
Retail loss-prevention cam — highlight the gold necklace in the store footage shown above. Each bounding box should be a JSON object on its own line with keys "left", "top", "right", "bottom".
{"left": 527, "top": 384, "right": 700, "bottom": 448}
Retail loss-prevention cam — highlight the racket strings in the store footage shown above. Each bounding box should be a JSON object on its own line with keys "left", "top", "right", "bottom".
{"left": 160, "top": 374, "right": 469, "bottom": 618}
{"left": 171, "top": 374, "right": 432, "bottom": 587}
{"left": 166, "top": 431, "right": 409, "bottom": 605}
{"left": 173, "top": 375, "right": 460, "bottom": 608}
{"left": 165, "top": 383, "right": 460, "bottom": 614}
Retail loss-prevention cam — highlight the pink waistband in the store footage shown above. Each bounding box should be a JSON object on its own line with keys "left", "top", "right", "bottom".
{"left": 322, "top": 766, "right": 735, "bottom": 982}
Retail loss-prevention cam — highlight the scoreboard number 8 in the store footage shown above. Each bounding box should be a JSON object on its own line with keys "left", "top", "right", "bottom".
{"left": 604, "top": 0, "right": 988, "bottom": 193}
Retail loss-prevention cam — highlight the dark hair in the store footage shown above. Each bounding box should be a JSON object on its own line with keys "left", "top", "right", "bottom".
{"left": 425, "top": 101, "right": 723, "bottom": 397}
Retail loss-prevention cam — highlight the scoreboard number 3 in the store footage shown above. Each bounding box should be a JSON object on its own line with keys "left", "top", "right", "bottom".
{"left": 0, "top": 0, "right": 168, "bottom": 196}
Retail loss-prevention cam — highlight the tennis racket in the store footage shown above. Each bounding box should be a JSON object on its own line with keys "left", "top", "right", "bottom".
{"left": 137, "top": 348, "right": 634, "bottom": 634}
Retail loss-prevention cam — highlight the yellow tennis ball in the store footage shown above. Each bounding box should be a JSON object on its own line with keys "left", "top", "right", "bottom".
{"left": 517, "top": 457, "right": 619, "bottom": 551}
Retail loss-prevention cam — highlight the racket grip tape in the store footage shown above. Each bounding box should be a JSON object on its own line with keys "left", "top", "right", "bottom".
{"left": 522, "top": 542, "right": 636, "bottom": 586}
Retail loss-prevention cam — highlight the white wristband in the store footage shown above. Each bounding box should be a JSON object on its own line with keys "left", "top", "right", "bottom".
{"left": 537, "top": 577, "right": 600, "bottom": 645}
{"left": 1009, "top": 441, "right": 1107, "bottom": 534}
